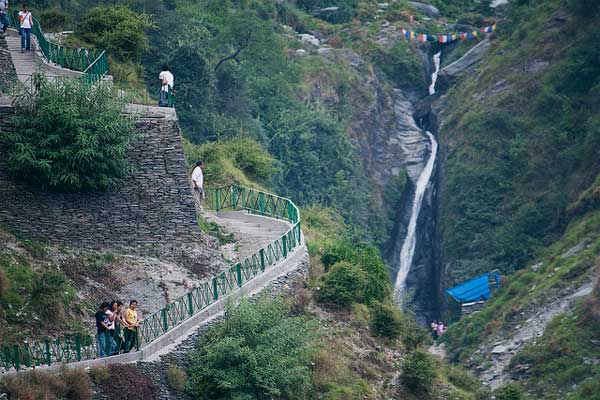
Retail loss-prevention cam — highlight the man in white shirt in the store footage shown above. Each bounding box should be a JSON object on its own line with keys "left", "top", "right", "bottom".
{"left": 0, "top": 0, "right": 9, "bottom": 34}
{"left": 191, "top": 160, "right": 205, "bottom": 212}
{"left": 18, "top": 4, "right": 33, "bottom": 52}
{"left": 158, "top": 64, "right": 174, "bottom": 107}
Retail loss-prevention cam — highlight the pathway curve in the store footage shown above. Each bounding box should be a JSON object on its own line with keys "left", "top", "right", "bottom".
{"left": 205, "top": 211, "right": 291, "bottom": 261}
{"left": 5, "top": 28, "right": 82, "bottom": 84}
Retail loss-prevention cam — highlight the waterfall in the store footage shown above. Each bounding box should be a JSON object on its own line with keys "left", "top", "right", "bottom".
{"left": 394, "top": 52, "right": 441, "bottom": 304}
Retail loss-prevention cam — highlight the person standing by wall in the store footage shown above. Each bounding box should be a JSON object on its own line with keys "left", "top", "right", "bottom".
{"left": 0, "top": 0, "right": 9, "bottom": 35}
{"left": 158, "top": 64, "right": 174, "bottom": 107}
{"left": 124, "top": 300, "right": 140, "bottom": 352}
{"left": 18, "top": 4, "right": 32, "bottom": 53}
{"left": 191, "top": 160, "right": 205, "bottom": 212}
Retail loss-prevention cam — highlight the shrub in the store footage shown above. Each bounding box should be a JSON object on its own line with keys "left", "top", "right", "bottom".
{"left": 0, "top": 366, "right": 92, "bottom": 400}
{"left": 3, "top": 75, "right": 135, "bottom": 192}
{"left": 316, "top": 261, "right": 368, "bottom": 306}
{"left": 30, "top": 270, "right": 74, "bottom": 322}
{"left": 76, "top": 6, "right": 154, "bottom": 62}
{"left": 38, "top": 8, "right": 69, "bottom": 31}
{"left": 187, "top": 298, "right": 318, "bottom": 400}
{"left": 370, "top": 301, "right": 403, "bottom": 338}
{"left": 320, "top": 241, "right": 391, "bottom": 303}
{"left": 494, "top": 383, "right": 525, "bottom": 400}
{"left": 166, "top": 365, "right": 187, "bottom": 393}
{"left": 89, "top": 366, "right": 110, "bottom": 382}
{"left": 447, "top": 365, "right": 481, "bottom": 392}
{"left": 0, "top": 268, "right": 8, "bottom": 297}
{"left": 401, "top": 349, "right": 436, "bottom": 394}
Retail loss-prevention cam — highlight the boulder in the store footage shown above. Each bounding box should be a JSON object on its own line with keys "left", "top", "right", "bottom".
{"left": 295, "top": 49, "right": 307, "bottom": 57}
{"left": 408, "top": 1, "right": 440, "bottom": 17}
{"left": 437, "top": 39, "right": 491, "bottom": 89}
{"left": 298, "top": 33, "right": 320, "bottom": 47}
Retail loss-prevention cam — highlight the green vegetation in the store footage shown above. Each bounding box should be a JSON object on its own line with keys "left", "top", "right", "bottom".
{"left": 166, "top": 365, "right": 187, "bottom": 393}
{"left": 316, "top": 261, "right": 369, "bottom": 306}
{"left": 369, "top": 300, "right": 404, "bottom": 338}
{"left": 493, "top": 383, "right": 525, "bottom": 400}
{"left": 0, "top": 366, "right": 92, "bottom": 400}
{"left": 3, "top": 75, "right": 135, "bottom": 192}
{"left": 439, "top": 0, "right": 600, "bottom": 282}
{"left": 401, "top": 348, "right": 436, "bottom": 394}
{"left": 0, "top": 234, "right": 81, "bottom": 342}
{"left": 505, "top": 278, "right": 600, "bottom": 399}
{"left": 187, "top": 298, "right": 318, "bottom": 399}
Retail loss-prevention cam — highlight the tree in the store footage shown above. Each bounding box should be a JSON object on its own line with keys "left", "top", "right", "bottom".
{"left": 3, "top": 75, "right": 135, "bottom": 192}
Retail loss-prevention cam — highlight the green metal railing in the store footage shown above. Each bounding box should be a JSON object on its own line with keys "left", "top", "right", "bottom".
{"left": 0, "top": 185, "right": 301, "bottom": 371}
{"left": 10, "top": 11, "right": 108, "bottom": 82}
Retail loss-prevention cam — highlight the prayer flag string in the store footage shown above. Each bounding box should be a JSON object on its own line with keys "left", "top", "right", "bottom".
{"left": 401, "top": 24, "right": 496, "bottom": 44}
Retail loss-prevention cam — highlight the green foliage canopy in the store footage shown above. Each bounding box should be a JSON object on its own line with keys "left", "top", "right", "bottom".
{"left": 187, "top": 298, "right": 318, "bottom": 400}
{"left": 3, "top": 76, "right": 135, "bottom": 192}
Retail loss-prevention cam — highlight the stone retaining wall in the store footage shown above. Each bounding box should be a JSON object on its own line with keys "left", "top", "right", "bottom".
{"left": 0, "top": 105, "right": 200, "bottom": 248}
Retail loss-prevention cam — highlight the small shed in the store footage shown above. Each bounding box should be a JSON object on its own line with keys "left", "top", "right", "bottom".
{"left": 447, "top": 272, "right": 501, "bottom": 315}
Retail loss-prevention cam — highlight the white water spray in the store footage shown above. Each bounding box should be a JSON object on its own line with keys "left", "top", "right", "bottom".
{"left": 394, "top": 52, "right": 441, "bottom": 303}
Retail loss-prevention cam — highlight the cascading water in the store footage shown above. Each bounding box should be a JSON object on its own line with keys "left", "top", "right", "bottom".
{"left": 394, "top": 52, "right": 441, "bottom": 304}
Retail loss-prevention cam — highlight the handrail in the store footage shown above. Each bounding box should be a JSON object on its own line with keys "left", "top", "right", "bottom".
{"left": 0, "top": 185, "right": 302, "bottom": 371}
{"left": 10, "top": 11, "right": 108, "bottom": 82}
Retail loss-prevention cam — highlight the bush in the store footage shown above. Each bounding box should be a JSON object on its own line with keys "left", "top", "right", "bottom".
{"left": 166, "top": 365, "right": 187, "bottom": 393}
{"left": 401, "top": 349, "right": 436, "bottom": 394}
{"left": 0, "top": 366, "right": 92, "bottom": 400}
{"left": 447, "top": 365, "right": 481, "bottom": 392}
{"left": 316, "top": 261, "right": 368, "bottom": 306}
{"left": 30, "top": 270, "right": 74, "bottom": 322}
{"left": 370, "top": 301, "right": 403, "bottom": 338}
{"left": 494, "top": 383, "right": 525, "bottom": 400}
{"left": 38, "top": 8, "right": 69, "bottom": 31}
{"left": 3, "top": 75, "right": 135, "bottom": 192}
{"left": 320, "top": 241, "right": 391, "bottom": 303}
{"left": 0, "top": 268, "right": 8, "bottom": 297}
{"left": 187, "top": 298, "right": 318, "bottom": 400}
{"left": 89, "top": 366, "right": 110, "bottom": 382}
{"left": 76, "top": 6, "right": 154, "bottom": 62}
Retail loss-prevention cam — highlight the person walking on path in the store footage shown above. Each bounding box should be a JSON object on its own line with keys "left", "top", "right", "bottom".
{"left": 108, "top": 301, "right": 128, "bottom": 353}
{"left": 191, "top": 160, "right": 205, "bottom": 212}
{"left": 431, "top": 320, "right": 439, "bottom": 340}
{"left": 158, "top": 64, "right": 174, "bottom": 107}
{"left": 96, "top": 302, "right": 115, "bottom": 357}
{"left": 18, "top": 4, "right": 32, "bottom": 53}
{"left": 0, "top": 0, "right": 9, "bottom": 34}
{"left": 124, "top": 300, "right": 140, "bottom": 352}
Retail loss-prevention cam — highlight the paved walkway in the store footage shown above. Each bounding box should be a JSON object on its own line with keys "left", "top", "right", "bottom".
{"left": 5, "top": 28, "right": 80, "bottom": 85}
{"left": 205, "top": 211, "right": 291, "bottom": 261}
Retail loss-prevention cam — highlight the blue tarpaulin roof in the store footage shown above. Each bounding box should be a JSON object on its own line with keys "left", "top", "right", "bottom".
{"left": 446, "top": 272, "right": 501, "bottom": 303}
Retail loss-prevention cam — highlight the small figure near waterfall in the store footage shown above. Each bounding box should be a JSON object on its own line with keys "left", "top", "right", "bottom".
{"left": 192, "top": 160, "right": 205, "bottom": 212}
{"left": 431, "top": 320, "right": 439, "bottom": 340}
{"left": 158, "top": 64, "right": 174, "bottom": 107}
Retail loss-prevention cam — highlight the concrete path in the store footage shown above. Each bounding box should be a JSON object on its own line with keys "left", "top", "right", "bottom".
{"left": 5, "top": 28, "right": 82, "bottom": 85}
{"left": 205, "top": 211, "right": 291, "bottom": 261}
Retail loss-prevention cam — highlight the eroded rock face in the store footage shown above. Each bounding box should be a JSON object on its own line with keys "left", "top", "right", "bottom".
{"left": 408, "top": 1, "right": 441, "bottom": 17}
{"left": 437, "top": 39, "right": 491, "bottom": 90}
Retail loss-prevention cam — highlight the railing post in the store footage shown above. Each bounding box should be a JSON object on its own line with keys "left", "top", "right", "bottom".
{"left": 44, "top": 338, "right": 51, "bottom": 366}
{"left": 232, "top": 185, "right": 238, "bottom": 209}
{"left": 215, "top": 189, "right": 220, "bottom": 212}
{"left": 75, "top": 336, "right": 82, "bottom": 361}
{"left": 259, "top": 249, "right": 266, "bottom": 271}
{"left": 236, "top": 263, "right": 242, "bottom": 287}
{"left": 12, "top": 345, "right": 20, "bottom": 371}
{"left": 187, "top": 292, "right": 194, "bottom": 317}
{"left": 161, "top": 307, "right": 169, "bottom": 333}
{"left": 212, "top": 277, "right": 219, "bottom": 300}
{"left": 282, "top": 235, "right": 288, "bottom": 258}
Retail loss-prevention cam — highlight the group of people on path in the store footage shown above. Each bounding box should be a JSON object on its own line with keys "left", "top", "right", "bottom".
{"left": 95, "top": 300, "right": 141, "bottom": 358}
{"left": 431, "top": 320, "right": 447, "bottom": 340}
{"left": 0, "top": 2, "right": 33, "bottom": 52}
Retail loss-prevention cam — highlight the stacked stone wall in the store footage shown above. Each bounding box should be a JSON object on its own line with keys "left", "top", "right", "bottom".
{"left": 0, "top": 106, "right": 200, "bottom": 248}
